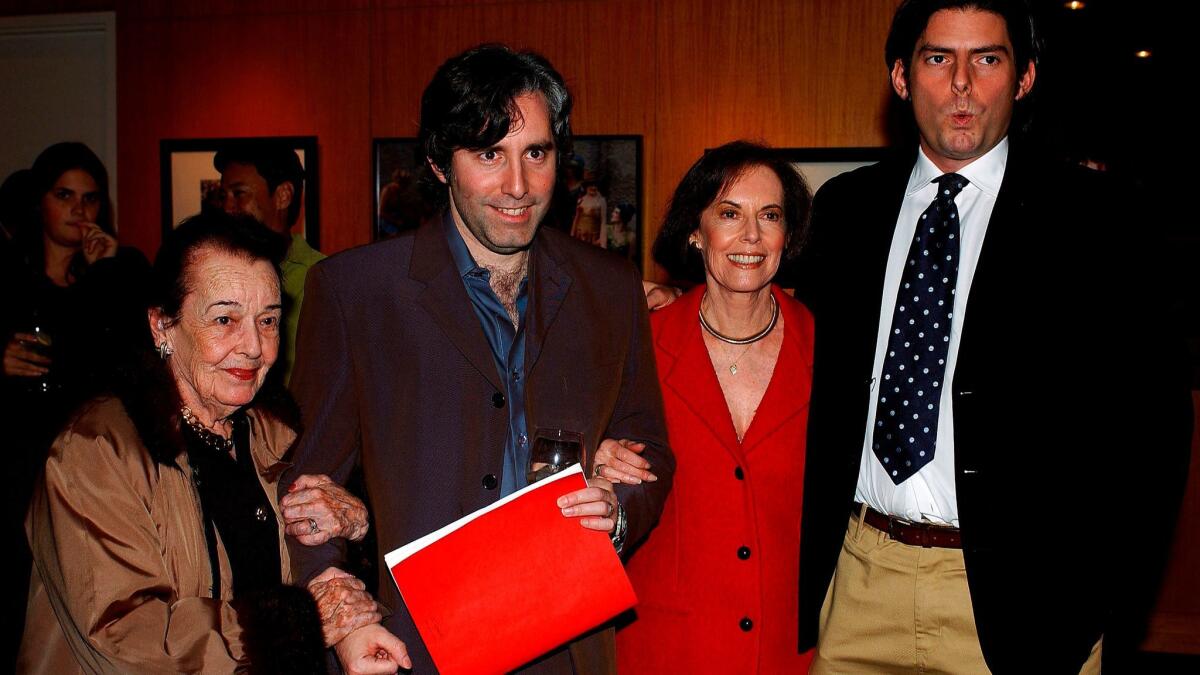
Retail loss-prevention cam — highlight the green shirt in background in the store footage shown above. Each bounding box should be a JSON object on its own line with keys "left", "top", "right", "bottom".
{"left": 280, "top": 234, "right": 325, "bottom": 383}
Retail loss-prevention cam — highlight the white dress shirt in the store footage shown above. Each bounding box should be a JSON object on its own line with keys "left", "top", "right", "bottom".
{"left": 853, "top": 138, "right": 1009, "bottom": 526}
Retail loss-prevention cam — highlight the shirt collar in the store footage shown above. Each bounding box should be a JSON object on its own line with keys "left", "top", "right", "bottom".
{"left": 906, "top": 136, "right": 1009, "bottom": 198}
{"left": 283, "top": 233, "right": 303, "bottom": 264}
{"left": 442, "top": 210, "right": 481, "bottom": 278}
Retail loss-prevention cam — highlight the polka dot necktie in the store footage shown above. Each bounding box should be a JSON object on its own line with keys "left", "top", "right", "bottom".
{"left": 872, "top": 173, "right": 968, "bottom": 484}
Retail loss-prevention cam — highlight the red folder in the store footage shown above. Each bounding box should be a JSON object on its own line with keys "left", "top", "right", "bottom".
{"left": 384, "top": 464, "right": 637, "bottom": 674}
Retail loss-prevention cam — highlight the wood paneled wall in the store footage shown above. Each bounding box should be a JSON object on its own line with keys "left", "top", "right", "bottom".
{"left": 4, "top": 0, "right": 1200, "bottom": 656}
{"left": 4, "top": 0, "right": 896, "bottom": 276}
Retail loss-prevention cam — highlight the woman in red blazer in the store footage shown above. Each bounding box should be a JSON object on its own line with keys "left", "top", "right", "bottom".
{"left": 599, "top": 142, "right": 815, "bottom": 673}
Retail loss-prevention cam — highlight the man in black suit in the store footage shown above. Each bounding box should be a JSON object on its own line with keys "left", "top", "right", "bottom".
{"left": 795, "top": 1, "right": 1192, "bottom": 672}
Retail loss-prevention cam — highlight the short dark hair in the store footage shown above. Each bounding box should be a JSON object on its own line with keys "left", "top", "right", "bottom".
{"left": 152, "top": 210, "right": 287, "bottom": 323}
{"left": 885, "top": 0, "right": 1040, "bottom": 134}
{"left": 653, "top": 141, "right": 812, "bottom": 284}
{"left": 213, "top": 139, "right": 306, "bottom": 227}
{"left": 886, "top": 0, "right": 1040, "bottom": 76}
{"left": 418, "top": 44, "right": 573, "bottom": 209}
{"left": 30, "top": 141, "right": 114, "bottom": 234}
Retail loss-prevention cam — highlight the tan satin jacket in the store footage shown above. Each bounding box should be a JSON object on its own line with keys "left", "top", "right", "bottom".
{"left": 17, "top": 397, "right": 295, "bottom": 674}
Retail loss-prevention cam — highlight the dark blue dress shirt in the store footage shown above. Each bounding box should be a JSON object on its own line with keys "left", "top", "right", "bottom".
{"left": 444, "top": 214, "right": 530, "bottom": 496}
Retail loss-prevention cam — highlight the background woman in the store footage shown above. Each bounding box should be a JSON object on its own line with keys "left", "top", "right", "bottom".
{"left": 0, "top": 142, "right": 152, "bottom": 668}
{"left": 603, "top": 141, "right": 814, "bottom": 672}
{"left": 18, "top": 212, "right": 400, "bottom": 673}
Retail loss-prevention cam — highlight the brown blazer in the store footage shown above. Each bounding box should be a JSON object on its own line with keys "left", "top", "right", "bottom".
{"left": 19, "top": 397, "right": 296, "bottom": 675}
{"left": 286, "top": 218, "right": 673, "bottom": 673}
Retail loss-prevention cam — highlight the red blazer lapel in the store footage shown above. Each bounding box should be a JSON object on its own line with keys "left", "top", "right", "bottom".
{"left": 739, "top": 287, "right": 814, "bottom": 451}
{"left": 657, "top": 287, "right": 744, "bottom": 459}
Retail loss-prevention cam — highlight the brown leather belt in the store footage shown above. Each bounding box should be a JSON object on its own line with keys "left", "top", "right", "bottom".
{"left": 853, "top": 503, "right": 962, "bottom": 549}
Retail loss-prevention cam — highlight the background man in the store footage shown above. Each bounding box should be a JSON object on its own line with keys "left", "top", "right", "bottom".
{"left": 286, "top": 45, "right": 672, "bottom": 674}
{"left": 795, "top": 1, "right": 1192, "bottom": 672}
{"left": 215, "top": 140, "right": 324, "bottom": 381}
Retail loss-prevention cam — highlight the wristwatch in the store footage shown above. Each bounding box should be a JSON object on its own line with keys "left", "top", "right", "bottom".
{"left": 610, "top": 502, "right": 628, "bottom": 554}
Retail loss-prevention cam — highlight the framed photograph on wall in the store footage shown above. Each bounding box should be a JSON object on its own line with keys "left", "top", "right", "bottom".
{"left": 373, "top": 138, "right": 436, "bottom": 241}
{"left": 771, "top": 147, "right": 887, "bottom": 193}
{"left": 159, "top": 136, "right": 320, "bottom": 248}
{"left": 558, "top": 135, "right": 643, "bottom": 268}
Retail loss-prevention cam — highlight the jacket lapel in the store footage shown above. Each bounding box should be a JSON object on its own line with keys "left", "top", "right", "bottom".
{"left": 739, "top": 288, "right": 814, "bottom": 451}
{"left": 659, "top": 288, "right": 744, "bottom": 459}
{"left": 524, "top": 232, "right": 572, "bottom": 375}
{"left": 409, "top": 220, "right": 503, "bottom": 392}
{"left": 246, "top": 409, "right": 296, "bottom": 483}
{"left": 961, "top": 148, "right": 1028, "bottom": 320}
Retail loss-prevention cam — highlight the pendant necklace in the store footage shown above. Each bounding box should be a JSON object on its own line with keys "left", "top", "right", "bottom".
{"left": 724, "top": 342, "right": 755, "bottom": 376}
{"left": 699, "top": 293, "right": 779, "bottom": 375}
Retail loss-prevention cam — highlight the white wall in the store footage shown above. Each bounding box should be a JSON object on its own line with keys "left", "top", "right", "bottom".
{"left": 0, "top": 12, "right": 116, "bottom": 226}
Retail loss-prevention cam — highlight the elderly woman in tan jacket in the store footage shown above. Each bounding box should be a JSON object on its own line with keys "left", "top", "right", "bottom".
{"left": 18, "top": 213, "right": 403, "bottom": 673}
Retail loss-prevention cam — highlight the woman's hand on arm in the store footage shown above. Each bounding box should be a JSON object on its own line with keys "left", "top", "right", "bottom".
{"left": 591, "top": 438, "right": 656, "bottom": 485}
{"left": 281, "top": 473, "right": 369, "bottom": 545}
{"left": 307, "top": 566, "right": 381, "bottom": 647}
{"left": 642, "top": 280, "right": 681, "bottom": 311}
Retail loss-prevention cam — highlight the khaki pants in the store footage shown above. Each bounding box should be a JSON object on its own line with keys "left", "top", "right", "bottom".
{"left": 810, "top": 512, "right": 1102, "bottom": 674}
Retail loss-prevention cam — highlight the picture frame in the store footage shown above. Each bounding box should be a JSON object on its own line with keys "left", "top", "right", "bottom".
{"left": 159, "top": 136, "right": 320, "bottom": 248}
{"left": 372, "top": 134, "right": 645, "bottom": 268}
{"left": 771, "top": 147, "right": 887, "bottom": 193}
{"left": 372, "top": 138, "right": 434, "bottom": 240}
{"left": 559, "top": 135, "right": 644, "bottom": 267}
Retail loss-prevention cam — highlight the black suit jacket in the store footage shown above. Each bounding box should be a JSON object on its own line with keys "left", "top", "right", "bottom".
{"left": 794, "top": 146, "right": 1193, "bottom": 673}
{"left": 285, "top": 219, "right": 673, "bottom": 673}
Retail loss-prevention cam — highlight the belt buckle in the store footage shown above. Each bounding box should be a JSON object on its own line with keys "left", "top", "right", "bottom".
{"left": 886, "top": 516, "right": 914, "bottom": 545}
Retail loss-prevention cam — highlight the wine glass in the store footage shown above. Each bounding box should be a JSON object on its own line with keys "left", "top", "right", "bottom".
{"left": 526, "top": 428, "right": 584, "bottom": 485}
{"left": 22, "top": 312, "right": 56, "bottom": 394}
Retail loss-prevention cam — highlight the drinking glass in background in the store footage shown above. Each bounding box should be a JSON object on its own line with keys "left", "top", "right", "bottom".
{"left": 527, "top": 428, "right": 584, "bottom": 485}
{"left": 21, "top": 314, "right": 56, "bottom": 394}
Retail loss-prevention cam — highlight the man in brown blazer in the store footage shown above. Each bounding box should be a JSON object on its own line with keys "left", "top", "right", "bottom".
{"left": 285, "top": 45, "right": 673, "bottom": 675}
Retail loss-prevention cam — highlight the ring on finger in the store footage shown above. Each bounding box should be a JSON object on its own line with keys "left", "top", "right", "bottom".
{"left": 308, "top": 517, "right": 319, "bottom": 534}
{"left": 593, "top": 463, "right": 606, "bottom": 478}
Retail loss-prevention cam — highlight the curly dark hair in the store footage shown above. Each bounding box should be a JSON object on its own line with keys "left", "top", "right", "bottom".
{"left": 653, "top": 141, "right": 811, "bottom": 284}
{"left": 418, "top": 44, "right": 572, "bottom": 209}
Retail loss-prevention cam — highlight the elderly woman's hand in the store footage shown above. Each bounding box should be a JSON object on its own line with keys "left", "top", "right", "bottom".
{"left": 557, "top": 476, "right": 620, "bottom": 533}
{"left": 308, "top": 566, "right": 382, "bottom": 647}
{"left": 281, "top": 474, "right": 368, "bottom": 545}
{"left": 592, "top": 438, "right": 657, "bottom": 485}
